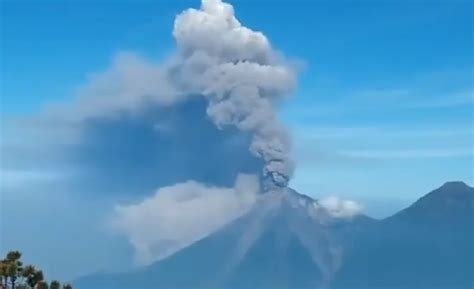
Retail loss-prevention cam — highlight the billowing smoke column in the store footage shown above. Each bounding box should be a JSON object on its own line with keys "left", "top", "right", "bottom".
{"left": 5, "top": 0, "right": 297, "bottom": 195}
{"left": 168, "top": 0, "right": 297, "bottom": 189}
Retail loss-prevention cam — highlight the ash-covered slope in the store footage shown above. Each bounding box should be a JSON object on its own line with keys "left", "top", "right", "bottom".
{"left": 333, "top": 181, "right": 474, "bottom": 289}
{"left": 76, "top": 188, "right": 374, "bottom": 289}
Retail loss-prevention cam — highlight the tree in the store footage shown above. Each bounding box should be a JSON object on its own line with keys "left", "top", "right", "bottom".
{"left": 22, "top": 265, "right": 43, "bottom": 288}
{"left": 36, "top": 281, "right": 48, "bottom": 289}
{"left": 0, "top": 260, "right": 8, "bottom": 288}
{"left": 49, "top": 281, "right": 60, "bottom": 289}
{"left": 0, "top": 251, "right": 72, "bottom": 289}
{"left": 5, "top": 251, "right": 22, "bottom": 289}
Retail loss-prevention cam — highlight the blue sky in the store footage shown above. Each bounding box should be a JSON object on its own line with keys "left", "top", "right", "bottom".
{"left": 1, "top": 0, "right": 473, "bottom": 281}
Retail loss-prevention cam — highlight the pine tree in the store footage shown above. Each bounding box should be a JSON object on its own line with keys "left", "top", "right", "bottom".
{"left": 0, "top": 251, "right": 72, "bottom": 289}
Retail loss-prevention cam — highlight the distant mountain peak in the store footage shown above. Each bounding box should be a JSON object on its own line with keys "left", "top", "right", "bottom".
{"left": 387, "top": 180, "right": 474, "bottom": 224}
{"left": 335, "top": 182, "right": 474, "bottom": 289}
{"left": 439, "top": 181, "right": 471, "bottom": 191}
{"left": 431, "top": 181, "right": 473, "bottom": 200}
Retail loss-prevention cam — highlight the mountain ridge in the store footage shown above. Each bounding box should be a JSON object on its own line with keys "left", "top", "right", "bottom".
{"left": 334, "top": 181, "right": 473, "bottom": 289}
{"left": 75, "top": 181, "right": 473, "bottom": 289}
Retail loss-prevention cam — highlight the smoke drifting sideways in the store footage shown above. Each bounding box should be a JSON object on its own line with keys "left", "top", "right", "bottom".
{"left": 112, "top": 174, "right": 260, "bottom": 264}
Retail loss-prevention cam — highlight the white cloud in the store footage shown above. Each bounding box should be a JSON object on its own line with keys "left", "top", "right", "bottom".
{"left": 291, "top": 124, "right": 474, "bottom": 169}
{"left": 341, "top": 148, "right": 474, "bottom": 159}
{"left": 111, "top": 174, "right": 260, "bottom": 265}
{"left": 318, "top": 196, "right": 363, "bottom": 218}
{"left": 0, "top": 169, "right": 66, "bottom": 189}
{"left": 284, "top": 88, "right": 473, "bottom": 120}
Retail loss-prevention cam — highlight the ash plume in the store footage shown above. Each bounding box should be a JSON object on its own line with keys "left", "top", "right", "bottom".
{"left": 1, "top": 0, "right": 299, "bottom": 264}
{"left": 33, "top": 0, "right": 297, "bottom": 190}
{"left": 170, "top": 0, "right": 297, "bottom": 189}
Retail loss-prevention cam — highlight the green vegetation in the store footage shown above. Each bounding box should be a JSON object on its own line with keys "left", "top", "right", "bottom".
{"left": 0, "top": 251, "right": 72, "bottom": 289}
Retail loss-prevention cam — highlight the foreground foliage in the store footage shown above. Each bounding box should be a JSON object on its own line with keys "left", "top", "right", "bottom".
{"left": 0, "top": 251, "right": 72, "bottom": 289}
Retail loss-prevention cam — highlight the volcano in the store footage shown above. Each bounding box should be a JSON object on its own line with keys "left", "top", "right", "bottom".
{"left": 75, "top": 182, "right": 473, "bottom": 289}
{"left": 75, "top": 187, "right": 374, "bottom": 289}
